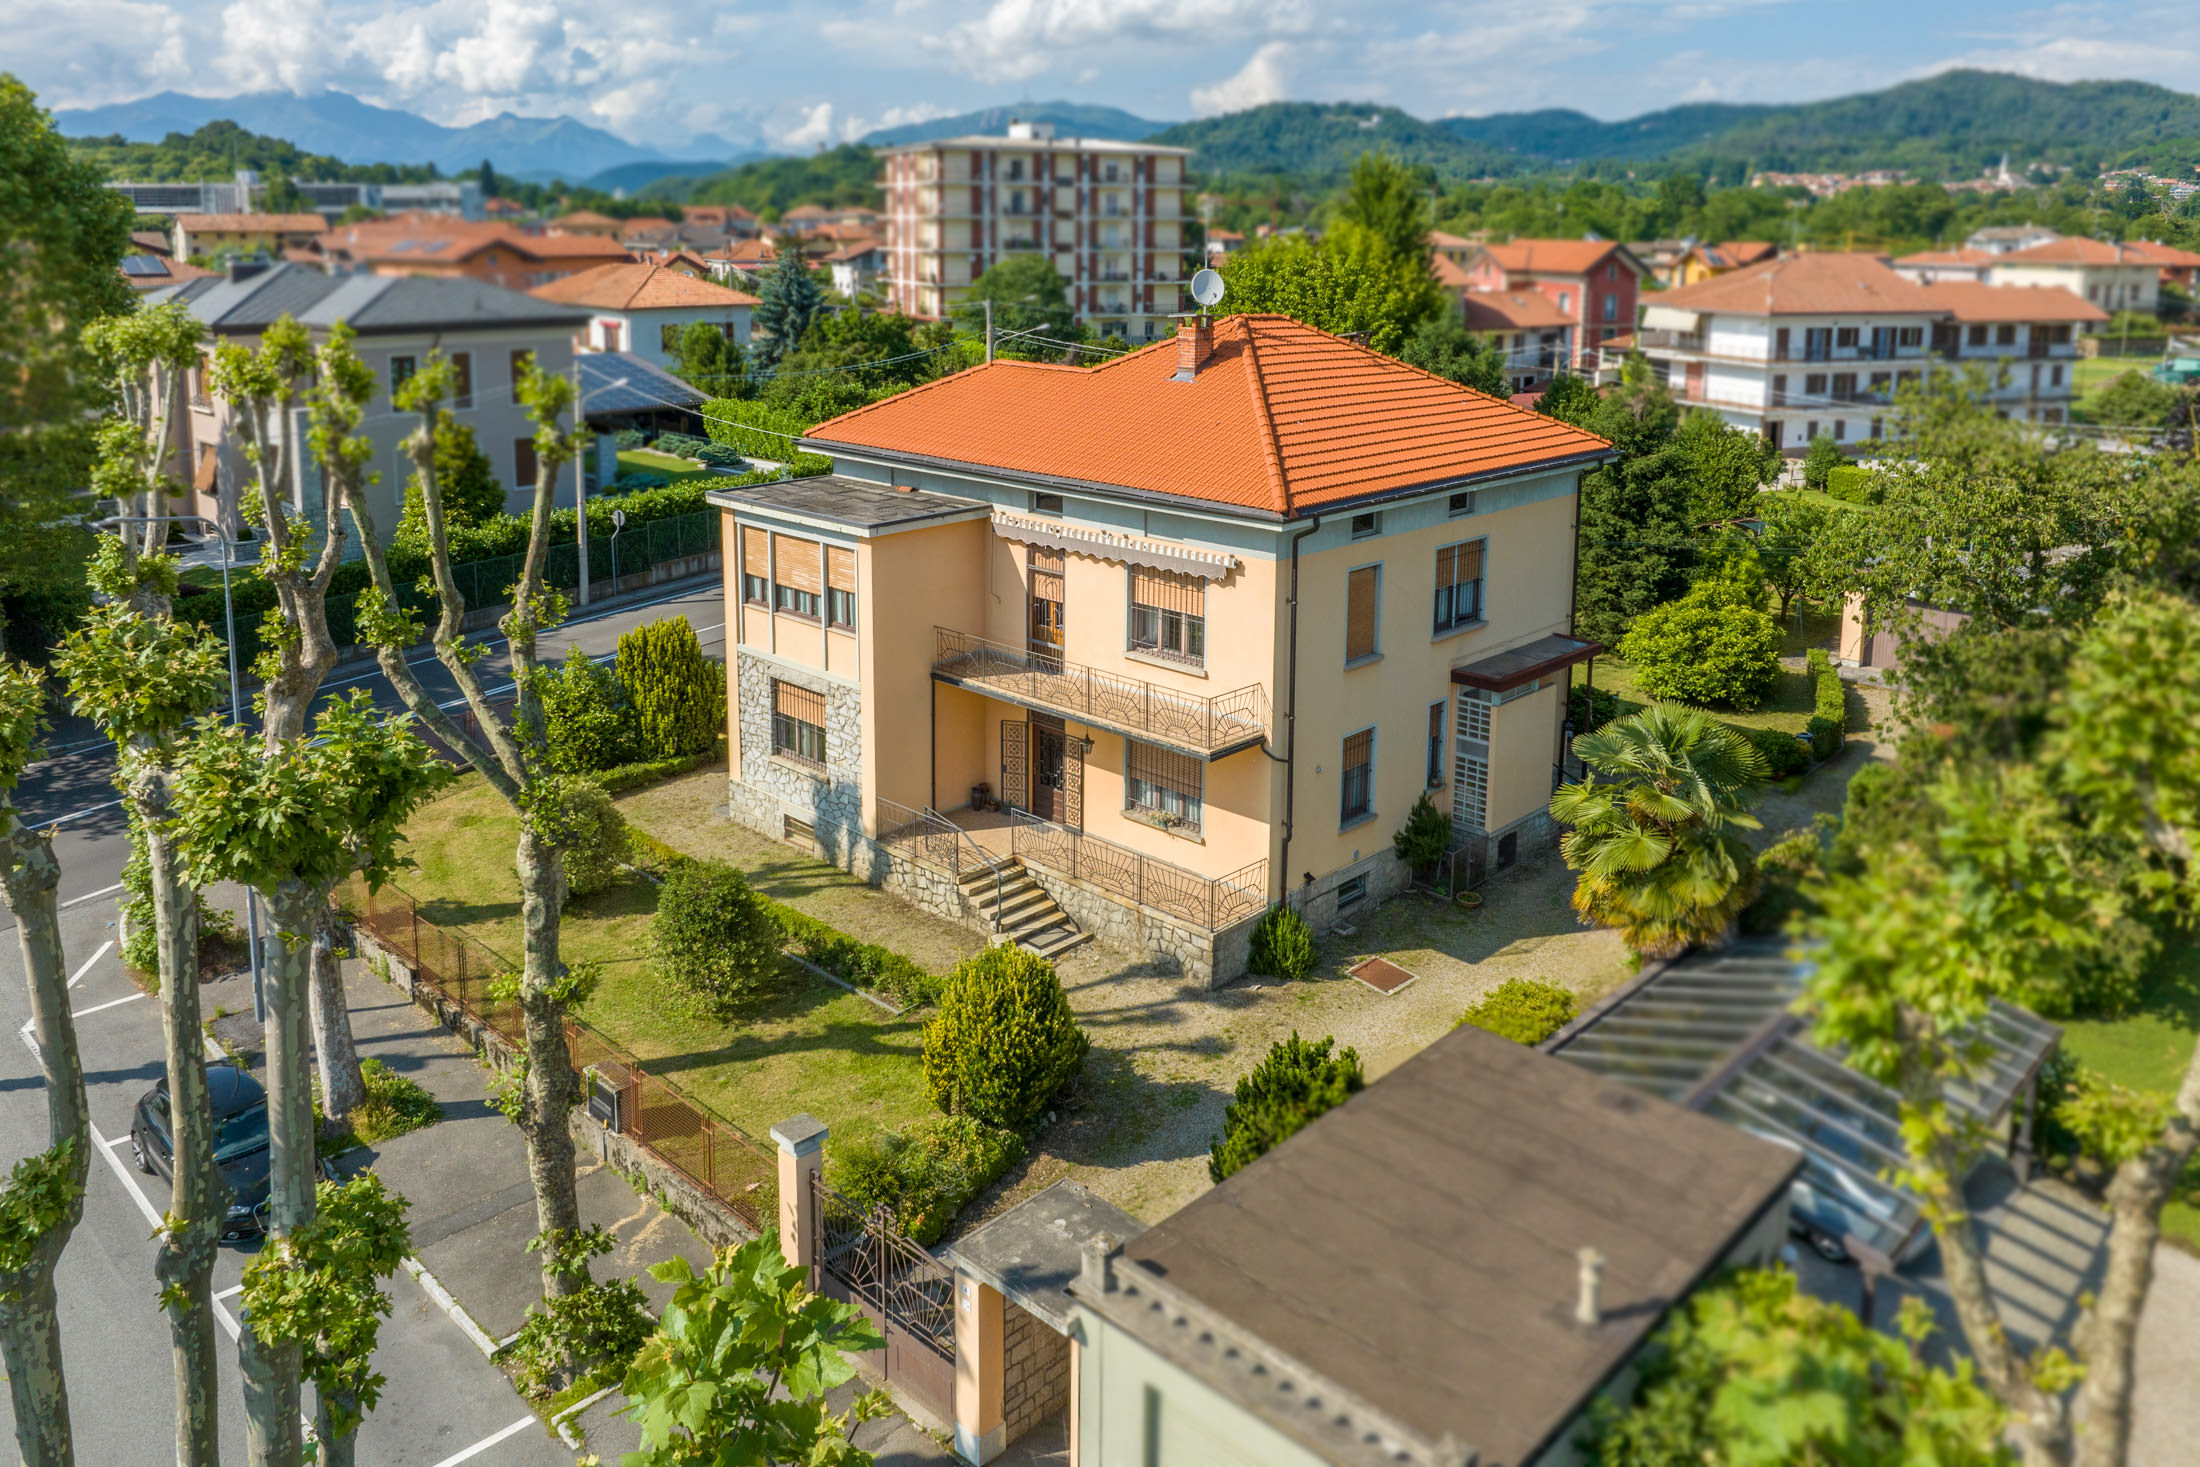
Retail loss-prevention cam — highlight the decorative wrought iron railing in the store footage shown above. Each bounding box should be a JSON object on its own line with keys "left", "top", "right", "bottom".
{"left": 874, "top": 795, "right": 1010, "bottom": 931}
{"left": 931, "top": 627, "right": 1270, "bottom": 757}
{"left": 1006, "top": 808, "right": 1268, "bottom": 932}
{"left": 810, "top": 1172, "right": 956, "bottom": 1359}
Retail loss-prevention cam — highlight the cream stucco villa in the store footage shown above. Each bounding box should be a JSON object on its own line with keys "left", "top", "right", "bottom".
{"left": 710, "top": 315, "right": 1612, "bottom": 985}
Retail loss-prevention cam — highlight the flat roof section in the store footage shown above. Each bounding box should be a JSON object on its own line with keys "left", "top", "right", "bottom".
{"left": 1098, "top": 1022, "right": 1800, "bottom": 1467}
{"left": 941, "top": 1179, "right": 1146, "bottom": 1334}
{"left": 706, "top": 475, "right": 989, "bottom": 537}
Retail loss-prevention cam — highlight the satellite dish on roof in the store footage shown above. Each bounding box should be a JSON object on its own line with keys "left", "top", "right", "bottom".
{"left": 1190, "top": 268, "right": 1226, "bottom": 308}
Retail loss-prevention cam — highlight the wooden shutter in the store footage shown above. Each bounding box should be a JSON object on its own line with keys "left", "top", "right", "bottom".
{"left": 772, "top": 680, "right": 825, "bottom": 725}
{"left": 1130, "top": 567, "right": 1203, "bottom": 615}
{"left": 1346, "top": 566, "right": 1378, "bottom": 661}
{"left": 1342, "top": 729, "right": 1373, "bottom": 774}
{"left": 514, "top": 438, "right": 537, "bottom": 489}
{"left": 826, "top": 546, "right": 856, "bottom": 593}
{"left": 741, "top": 526, "right": 769, "bottom": 578}
{"left": 773, "top": 534, "right": 822, "bottom": 593}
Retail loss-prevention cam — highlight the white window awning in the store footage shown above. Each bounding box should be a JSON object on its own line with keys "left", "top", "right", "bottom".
{"left": 990, "top": 510, "right": 1240, "bottom": 581}
{"left": 1640, "top": 305, "right": 1704, "bottom": 333}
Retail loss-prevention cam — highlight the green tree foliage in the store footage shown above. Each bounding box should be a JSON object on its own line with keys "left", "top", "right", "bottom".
{"left": 1582, "top": 1268, "right": 2012, "bottom": 1467}
{"left": 1396, "top": 309, "right": 1507, "bottom": 395}
{"left": 752, "top": 250, "right": 828, "bottom": 370}
{"left": 1455, "top": 978, "right": 1579, "bottom": 1045}
{"left": 1801, "top": 432, "right": 1844, "bottom": 492}
{"left": 1674, "top": 410, "right": 1777, "bottom": 525}
{"left": 1208, "top": 1033, "right": 1365, "bottom": 1182}
{"left": 677, "top": 143, "right": 881, "bottom": 215}
{"left": 832, "top": 1117, "right": 1025, "bottom": 1245}
{"left": 1247, "top": 903, "right": 1320, "bottom": 980}
{"left": 534, "top": 777, "right": 630, "bottom": 899}
{"left": 614, "top": 614, "right": 724, "bottom": 759}
{"left": 537, "top": 645, "right": 638, "bottom": 774}
{"left": 1333, "top": 150, "right": 1434, "bottom": 265}
{"left": 617, "top": 1234, "right": 886, "bottom": 1466}
{"left": 395, "top": 411, "right": 504, "bottom": 548}
{"left": 669, "top": 320, "right": 744, "bottom": 399}
{"left": 1755, "top": 494, "right": 1839, "bottom": 622}
{"left": 66, "top": 118, "right": 439, "bottom": 185}
{"left": 0, "top": 77, "right": 135, "bottom": 616}
{"left": 953, "top": 253, "right": 1080, "bottom": 348}
{"left": 2085, "top": 368, "right": 2181, "bottom": 429}
{"left": 921, "top": 946, "right": 1089, "bottom": 1129}
{"left": 651, "top": 858, "right": 784, "bottom": 1013}
{"left": 1220, "top": 222, "right": 1444, "bottom": 355}
{"left": 1619, "top": 585, "right": 1785, "bottom": 710}
{"left": 498, "top": 1226, "right": 652, "bottom": 1401}
{"left": 1552, "top": 705, "right": 1765, "bottom": 956}
{"left": 1391, "top": 792, "right": 1452, "bottom": 869}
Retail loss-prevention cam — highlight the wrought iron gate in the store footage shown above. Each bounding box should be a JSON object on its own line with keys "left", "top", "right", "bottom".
{"left": 810, "top": 1173, "right": 957, "bottom": 1423}
{"left": 1001, "top": 719, "right": 1028, "bottom": 810}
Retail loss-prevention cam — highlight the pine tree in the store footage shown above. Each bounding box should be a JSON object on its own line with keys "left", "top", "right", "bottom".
{"left": 752, "top": 251, "right": 825, "bottom": 370}
{"left": 614, "top": 616, "right": 723, "bottom": 759}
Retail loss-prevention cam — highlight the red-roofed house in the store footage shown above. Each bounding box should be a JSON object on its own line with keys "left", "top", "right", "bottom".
{"left": 2121, "top": 238, "right": 2200, "bottom": 290}
{"left": 712, "top": 315, "right": 1612, "bottom": 977}
{"left": 1460, "top": 239, "right": 1649, "bottom": 370}
{"left": 1987, "top": 237, "right": 2161, "bottom": 313}
{"left": 1674, "top": 241, "right": 1777, "bottom": 286}
{"left": 171, "top": 213, "right": 328, "bottom": 260}
{"left": 1456, "top": 288, "right": 1576, "bottom": 395}
{"left": 319, "top": 214, "right": 633, "bottom": 290}
{"left": 1891, "top": 247, "right": 1995, "bottom": 285}
{"left": 529, "top": 261, "right": 759, "bottom": 362}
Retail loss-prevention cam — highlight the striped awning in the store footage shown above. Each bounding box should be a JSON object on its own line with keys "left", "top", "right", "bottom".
{"left": 989, "top": 510, "right": 1239, "bottom": 581}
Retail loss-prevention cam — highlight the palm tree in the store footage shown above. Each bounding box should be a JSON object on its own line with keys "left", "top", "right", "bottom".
{"left": 1550, "top": 704, "right": 1766, "bottom": 957}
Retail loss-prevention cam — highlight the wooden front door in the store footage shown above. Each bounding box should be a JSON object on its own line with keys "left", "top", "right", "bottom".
{"left": 1027, "top": 545, "right": 1064, "bottom": 669}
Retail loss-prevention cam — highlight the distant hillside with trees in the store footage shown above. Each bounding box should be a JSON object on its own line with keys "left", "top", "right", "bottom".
{"left": 652, "top": 144, "right": 882, "bottom": 219}
{"left": 66, "top": 119, "right": 441, "bottom": 184}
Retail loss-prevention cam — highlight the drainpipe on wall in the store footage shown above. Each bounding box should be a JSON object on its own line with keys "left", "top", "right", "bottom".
{"left": 1272, "top": 513, "right": 1324, "bottom": 907}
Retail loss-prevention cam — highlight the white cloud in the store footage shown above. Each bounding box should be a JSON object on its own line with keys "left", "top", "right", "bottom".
{"left": 776, "top": 101, "right": 838, "bottom": 150}
{"left": 927, "top": 0, "right": 1310, "bottom": 83}
{"left": 217, "top": 0, "right": 341, "bottom": 92}
{"left": 1191, "top": 41, "right": 1294, "bottom": 116}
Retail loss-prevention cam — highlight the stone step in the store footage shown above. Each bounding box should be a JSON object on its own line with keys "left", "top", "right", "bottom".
{"left": 1019, "top": 924, "right": 1093, "bottom": 960}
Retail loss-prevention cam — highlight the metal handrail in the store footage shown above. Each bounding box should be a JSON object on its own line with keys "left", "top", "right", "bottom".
{"left": 1004, "top": 807, "right": 1267, "bottom": 931}
{"left": 931, "top": 627, "right": 1271, "bottom": 756}
{"left": 875, "top": 795, "right": 1008, "bottom": 932}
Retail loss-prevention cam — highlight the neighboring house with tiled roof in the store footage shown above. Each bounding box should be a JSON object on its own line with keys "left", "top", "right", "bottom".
{"left": 1675, "top": 240, "right": 1777, "bottom": 286}
{"left": 2120, "top": 238, "right": 2200, "bottom": 290}
{"left": 680, "top": 204, "right": 760, "bottom": 239}
{"left": 714, "top": 314, "right": 1610, "bottom": 978}
{"left": 1460, "top": 238, "right": 1649, "bottom": 370}
{"left": 171, "top": 213, "right": 328, "bottom": 260}
{"left": 1964, "top": 223, "right": 2062, "bottom": 255}
{"left": 1456, "top": 289, "right": 1577, "bottom": 395}
{"left": 529, "top": 261, "right": 758, "bottom": 362}
{"left": 1891, "top": 247, "right": 1995, "bottom": 284}
{"left": 317, "top": 214, "right": 632, "bottom": 291}
{"left": 1988, "top": 236, "right": 2160, "bottom": 314}
{"left": 549, "top": 209, "right": 624, "bottom": 237}
{"left": 703, "top": 237, "right": 779, "bottom": 290}
{"left": 1920, "top": 282, "right": 2106, "bottom": 422}
{"left": 149, "top": 262, "right": 586, "bottom": 541}
{"left": 121, "top": 252, "right": 216, "bottom": 293}
{"left": 822, "top": 237, "right": 884, "bottom": 297}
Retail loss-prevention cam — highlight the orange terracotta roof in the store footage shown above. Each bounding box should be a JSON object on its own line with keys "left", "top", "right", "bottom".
{"left": 1431, "top": 255, "right": 1474, "bottom": 290}
{"left": 1717, "top": 241, "right": 1777, "bottom": 266}
{"left": 1459, "top": 289, "right": 1574, "bottom": 331}
{"left": 1997, "top": 237, "right": 2155, "bottom": 267}
{"left": 181, "top": 213, "right": 327, "bottom": 233}
{"left": 2122, "top": 239, "right": 2200, "bottom": 268}
{"left": 326, "top": 216, "right": 630, "bottom": 266}
{"left": 1921, "top": 281, "right": 2109, "bottom": 323}
{"left": 1652, "top": 251, "right": 1944, "bottom": 316}
{"left": 1481, "top": 239, "right": 1633, "bottom": 276}
{"left": 1894, "top": 247, "right": 1993, "bottom": 266}
{"left": 556, "top": 209, "right": 619, "bottom": 227}
{"left": 1427, "top": 229, "right": 1479, "bottom": 251}
{"left": 806, "top": 314, "right": 1610, "bottom": 518}
{"left": 529, "top": 261, "right": 759, "bottom": 309}
{"left": 711, "top": 239, "right": 778, "bottom": 265}
{"left": 821, "top": 238, "right": 883, "bottom": 263}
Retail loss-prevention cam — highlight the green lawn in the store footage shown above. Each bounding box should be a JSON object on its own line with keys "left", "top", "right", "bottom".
{"left": 396, "top": 775, "right": 936, "bottom": 1151}
{"left": 1572, "top": 607, "right": 1854, "bottom": 739}
{"left": 2059, "top": 934, "right": 2200, "bottom": 1251}
{"left": 618, "top": 447, "right": 704, "bottom": 474}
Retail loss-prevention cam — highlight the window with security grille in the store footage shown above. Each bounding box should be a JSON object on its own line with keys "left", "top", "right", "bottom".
{"left": 771, "top": 680, "right": 826, "bottom": 767}
{"left": 1125, "top": 740, "right": 1202, "bottom": 831}
{"left": 1434, "top": 540, "right": 1485, "bottom": 633}
{"left": 1129, "top": 568, "right": 1205, "bottom": 666}
{"left": 1341, "top": 728, "right": 1373, "bottom": 824}
{"left": 1426, "top": 702, "right": 1445, "bottom": 788}
{"left": 1453, "top": 691, "right": 1490, "bottom": 834}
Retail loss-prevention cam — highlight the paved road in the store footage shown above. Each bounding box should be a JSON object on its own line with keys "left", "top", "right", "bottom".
{"left": 0, "top": 578, "right": 723, "bottom": 1464}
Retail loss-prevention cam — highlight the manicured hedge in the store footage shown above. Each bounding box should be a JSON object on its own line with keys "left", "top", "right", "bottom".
{"left": 1824, "top": 464, "right": 1882, "bottom": 504}
{"left": 1455, "top": 978, "right": 1579, "bottom": 1045}
{"left": 1746, "top": 725, "right": 1810, "bottom": 779}
{"left": 1806, "top": 649, "right": 1846, "bottom": 761}
{"left": 770, "top": 900, "right": 939, "bottom": 1008}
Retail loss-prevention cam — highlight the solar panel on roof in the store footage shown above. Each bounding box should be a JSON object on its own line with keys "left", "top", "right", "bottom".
{"left": 121, "top": 256, "right": 168, "bottom": 277}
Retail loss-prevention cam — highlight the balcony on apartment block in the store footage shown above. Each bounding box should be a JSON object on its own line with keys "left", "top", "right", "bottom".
{"left": 931, "top": 628, "right": 1270, "bottom": 758}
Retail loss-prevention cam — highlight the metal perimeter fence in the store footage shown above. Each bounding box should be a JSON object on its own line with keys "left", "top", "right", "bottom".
{"left": 342, "top": 873, "right": 777, "bottom": 1233}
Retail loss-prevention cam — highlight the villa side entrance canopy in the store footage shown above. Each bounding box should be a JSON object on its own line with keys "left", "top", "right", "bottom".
{"left": 1544, "top": 938, "right": 2061, "bottom": 1265}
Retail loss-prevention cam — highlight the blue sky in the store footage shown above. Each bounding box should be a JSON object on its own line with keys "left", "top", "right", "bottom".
{"left": 9, "top": 0, "right": 2195, "bottom": 148}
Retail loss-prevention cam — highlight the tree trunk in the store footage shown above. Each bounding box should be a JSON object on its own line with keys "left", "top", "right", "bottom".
{"left": 240, "top": 890, "right": 319, "bottom": 1467}
{"left": 307, "top": 911, "right": 364, "bottom": 1123}
{"left": 139, "top": 768, "right": 224, "bottom": 1467}
{"left": 515, "top": 826, "right": 586, "bottom": 1301}
{"left": 314, "top": 1390, "right": 358, "bottom": 1467}
{"left": 0, "top": 813, "right": 86, "bottom": 1467}
{"left": 2072, "top": 1031, "right": 2200, "bottom": 1467}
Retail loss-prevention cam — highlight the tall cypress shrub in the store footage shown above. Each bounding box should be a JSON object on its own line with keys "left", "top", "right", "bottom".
{"left": 614, "top": 615, "right": 724, "bottom": 759}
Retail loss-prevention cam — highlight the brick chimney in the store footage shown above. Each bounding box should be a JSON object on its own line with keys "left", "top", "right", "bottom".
{"left": 1172, "top": 315, "right": 1213, "bottom": 381}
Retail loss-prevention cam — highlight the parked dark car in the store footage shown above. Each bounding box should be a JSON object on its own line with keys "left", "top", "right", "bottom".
{"left": 129, "top": 1065, "right": 327, "bottom": 1240}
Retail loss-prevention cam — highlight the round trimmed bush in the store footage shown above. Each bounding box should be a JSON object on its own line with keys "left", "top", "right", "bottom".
{"left": 1208, "top": 1033, "right": 1364, "bottom": 1182}
{"left": 1618, "top": 592, "right": 1784, "bottom": 711}
{"left": 921, "top": 945, "right": 1089, "bottom": 1129}
{"left": 1455, "top": 978, "right": 1578, "bottom": 1045}
{"left": 651, "top": 858, "right": 784, "bottom": 1013}
{"left": 1247, "top": 904, "right": 1319, "bottom": 981}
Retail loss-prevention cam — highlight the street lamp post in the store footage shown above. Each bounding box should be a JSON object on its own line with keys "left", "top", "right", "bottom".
{"left": 101, "top": 513, "right": 268, "bottom": 1020}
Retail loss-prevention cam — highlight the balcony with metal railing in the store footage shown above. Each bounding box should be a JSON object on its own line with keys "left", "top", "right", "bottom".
{"left": 932, "top": 627, "right": 1270, "bottom": 758}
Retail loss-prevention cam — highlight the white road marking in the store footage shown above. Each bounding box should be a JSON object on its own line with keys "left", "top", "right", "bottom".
{"left": 213, "top": 1283, "right": 243, "bottom": 1301}
{"left": 427, "top": 1415, "right": 537, "bottom": 1467}
{"left": 65, "top": 939, "right": 115, "bottom": 988}
{"left": 402, "top": 1256, "right": 501, "bottom": 1359}
{"left": 70, "top": 991, "right": 144, "bottom": 1018}
{"left": 86, "top": 1117, "right": 164, "bottom": 1230}
{"left": 61, "top": 882, "right": 126, "bottom": 909}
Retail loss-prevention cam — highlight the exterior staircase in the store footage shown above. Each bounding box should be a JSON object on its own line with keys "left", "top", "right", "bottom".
{"left": 956, "top": 859, "right": 1091, "bottom": 961}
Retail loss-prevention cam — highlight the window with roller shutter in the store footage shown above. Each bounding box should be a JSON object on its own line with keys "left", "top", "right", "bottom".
{"left": 1434, "top": 539, "right": 1485, "bottom": 633}
{"left": 740, "top": 527, "right": 769, "bottom": 605}
{"left": 1345, "top": 565, "right": 1379, "bottom": 663}
{"left": 1128, "top": 567, "right": 1205, "bottom": 666}
{"left": 826, "top": 546, "right": 857, "bottom": 628}
{"left": 772, "top": 532, "right": 822, "bottom": 619}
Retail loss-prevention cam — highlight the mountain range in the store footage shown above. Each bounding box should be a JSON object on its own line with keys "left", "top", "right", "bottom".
{"left": 52, "top": 89, "right": 760, "bottom": 184}
{"left": 860, "top": 102, "right": 1166, "bottom": 146}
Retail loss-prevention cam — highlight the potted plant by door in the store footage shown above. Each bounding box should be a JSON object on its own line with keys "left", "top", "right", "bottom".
{"left": 971, "top": 782, "right": 993, "bottom": 812}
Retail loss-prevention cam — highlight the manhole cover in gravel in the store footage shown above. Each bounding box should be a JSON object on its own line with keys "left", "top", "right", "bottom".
{"left": 1348, "top": 957, "right": 1417, "bottom": 995}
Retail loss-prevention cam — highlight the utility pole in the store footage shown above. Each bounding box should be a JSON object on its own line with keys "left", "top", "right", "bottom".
{"left": 573, "top": 357, "right": 591, "bottom": 606}
{"left": 985, "top": 298, "right": 995, "bottom": 364}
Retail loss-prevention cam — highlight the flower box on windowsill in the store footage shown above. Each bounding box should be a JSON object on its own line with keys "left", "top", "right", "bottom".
{"left": 1122, "top": 807, "right": 1204, "bottom": 844}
